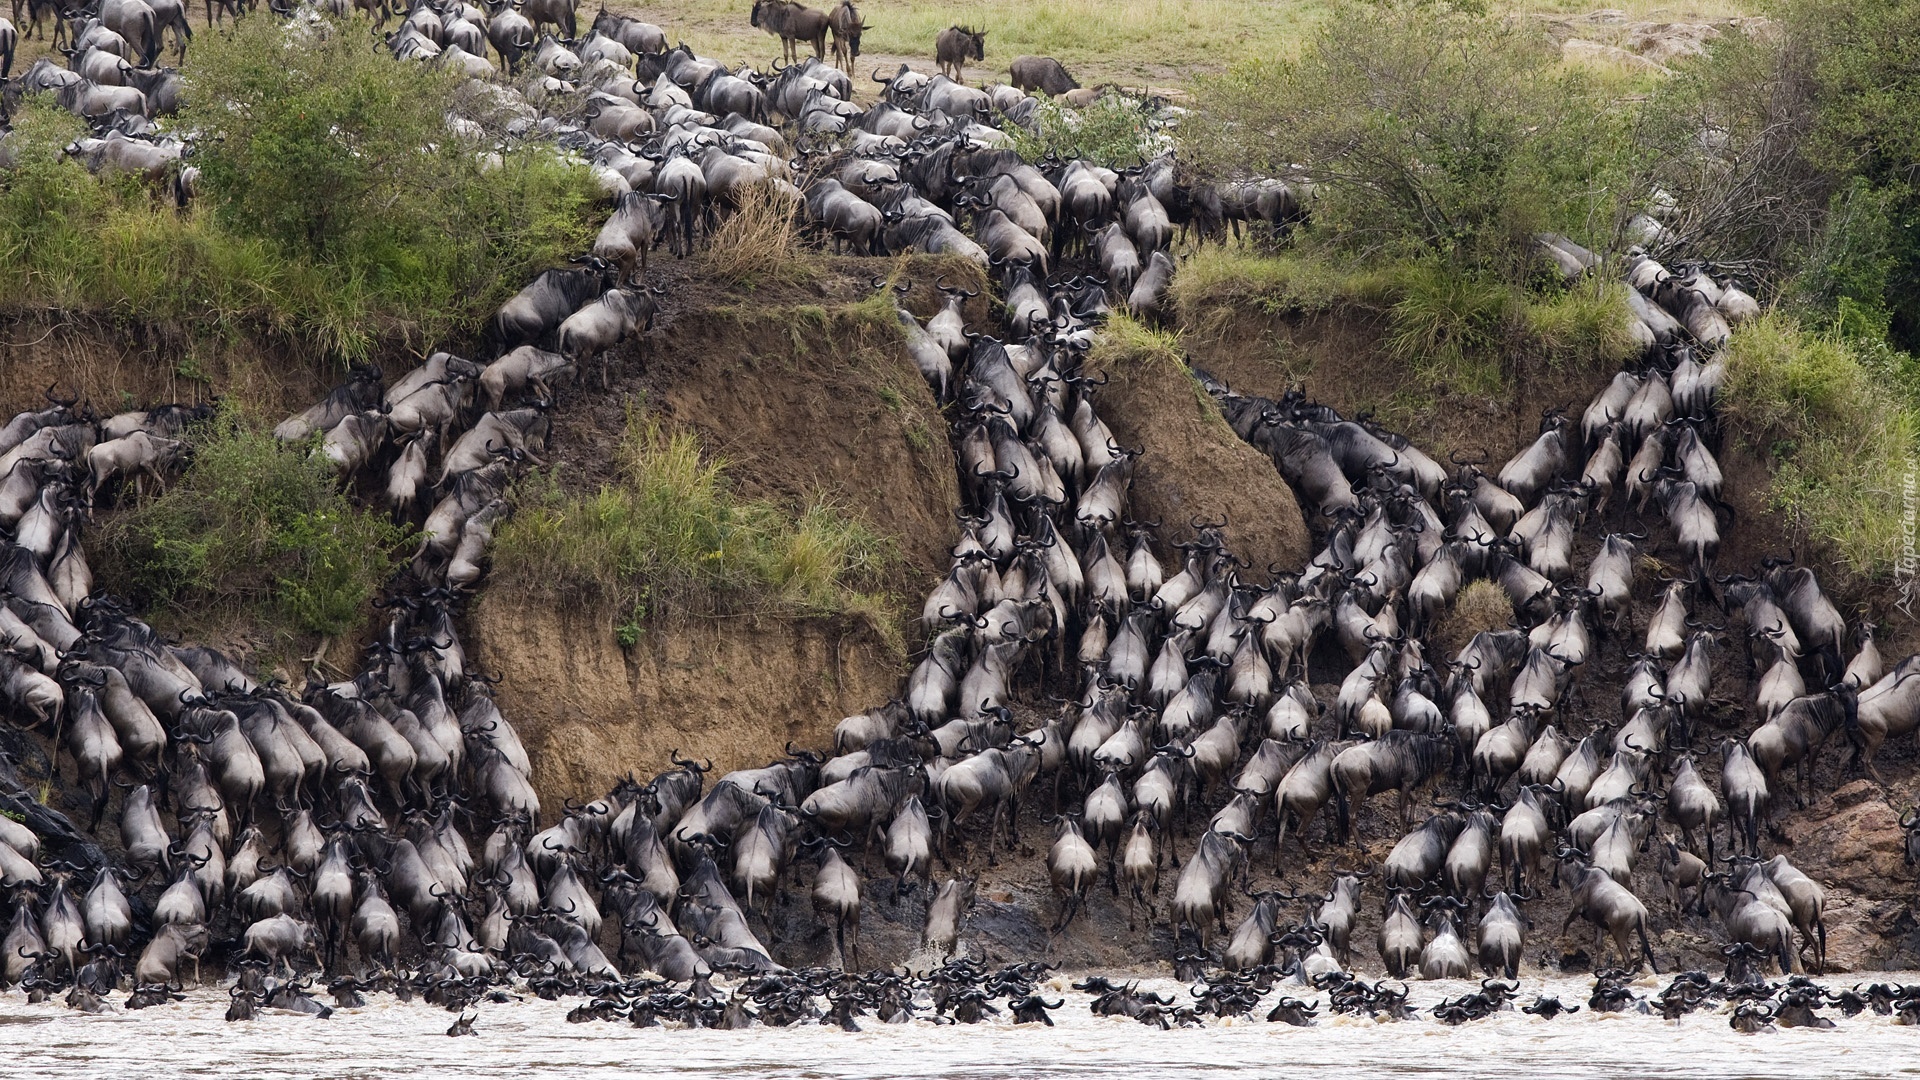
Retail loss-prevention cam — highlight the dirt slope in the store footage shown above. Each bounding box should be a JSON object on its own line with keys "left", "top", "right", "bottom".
{"left": 1087, "top": 324, "right": 1312, "bottom": 576}
{"left": 469, "top": 261, "right": 972, "bottom": 807}
{"left": 471, "top": 597, "right": 899, "bottom": 805}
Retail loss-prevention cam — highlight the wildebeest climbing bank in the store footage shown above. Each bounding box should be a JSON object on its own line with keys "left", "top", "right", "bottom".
{"left": 1, "top": 0, "right": 1919, "bottom": 1074}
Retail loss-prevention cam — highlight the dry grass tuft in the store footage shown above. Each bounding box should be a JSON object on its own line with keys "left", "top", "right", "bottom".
{"left": 1433, "top": 579, "right": 1516, "bottom": 657}
{"left": 700, "top": 182, "right": 809, "bottom": 289}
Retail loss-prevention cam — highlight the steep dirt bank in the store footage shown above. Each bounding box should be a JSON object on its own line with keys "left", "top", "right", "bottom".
{"left": 470, "top": 596, "right": 899, "bottom": 805}
{"left": 1179, "top": 303, "right": 1609, "bottom": 466}
{"left": 1174, "top": 296, "right": 1888, "bottom": 607}
{"left": 1168, "top": 290, "right": 1920, "bottom": 970}
{"left": 1086, "top": 323, "right": 1312, "bottom": 575}
{"left": 469, "top": 260, "right": 976, "bottom": 807}
{"left": 0, "top": 310, "right": 443, "bottom": 422}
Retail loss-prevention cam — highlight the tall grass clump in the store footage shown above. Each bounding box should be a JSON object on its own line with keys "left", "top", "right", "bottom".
{"left": 1522, "top": 281, "right": 1643, "bottom": 369}
{"left": 492, "top": 414, "right": 896, "bottom": 631}
{"left": 701, "top": 183, "right": 810, "bottom": 288}
{"left": 1721, "top": 315, "right": 1919, "bottom": 582}
{"left": 94, "top": 408, "right": 412, "bottom": 637}
{"left": 1382, "top": 265, "right": 1515, "bottom": 394}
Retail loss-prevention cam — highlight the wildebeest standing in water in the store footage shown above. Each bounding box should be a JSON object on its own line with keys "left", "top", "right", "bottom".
{"left": 1010, "top": 55, "right": 1078, "bottom": 97}
{"left": 751, "top": 0, "right": 829, "bottom": 64}
{"left": 936, "top": 25, "right": 986, "bottom": 84}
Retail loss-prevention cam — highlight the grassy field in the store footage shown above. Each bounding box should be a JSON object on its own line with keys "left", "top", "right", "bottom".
{"left": 616, "top": 0, "right": 1759, "bottom": 88}
{"left": 5, "top": 0, "right": 1759, "bottom": 91}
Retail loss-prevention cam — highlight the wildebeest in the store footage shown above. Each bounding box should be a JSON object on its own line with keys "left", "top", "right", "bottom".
{"left": 752, "top": 0, "right": 829, "bottom": 64}
{"left": 935, "top": 25, "right": 985, "bottom": 84}
{"left": 493, "top": 258, "right": 614, "bottom": 347}
{"left": 826, "top": 0, "right": 863, "bottom": 74}
{"left": 1009, "top": 55, "right": 1077, "bottom": 97}
{"left": 592, "top": 7, "right": 665, "bottom": 54}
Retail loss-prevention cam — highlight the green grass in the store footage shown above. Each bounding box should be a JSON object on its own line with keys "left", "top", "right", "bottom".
{"left": 1721, "top": 315, "right": 1920, "bottom": 583}
{"left": 1090, "top": 311, "right": 1187, "bottom": 369}
{"left": 638, "top": 0, "right": 1319, "bottom": 87}
{"left": 1382, "top": 264, "right": 1517, "bottom": 396}
{"left": 1171, "top": 241, "right": 1641, "bottom": 395}
{"left": 492, "top": 411, "right": 899, "bottom": 637}
{"left": 92, "top": 407, "right": 413, "bottom": 639}
{"left": 1170, "top": 243, "right": 1400, "bottom": 320}
{"left": 1523, "top": 279, "right": 1644, "bottom": 367}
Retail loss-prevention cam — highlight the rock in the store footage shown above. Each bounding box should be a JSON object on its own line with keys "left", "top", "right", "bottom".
{"left": 1784, "top": 789, "right": 1908, "bottom": 899}
{"left": 1562, "top": 38, "right": 1673, "bottom": 74}
{"left": 1781, "top": 784, "right": 1918, "bottom": 969}
{"left": 1833, "top": 778, "right": 1881, "bottom": 809}
{"left": 1623, "top": 21, "right": 1722, "bottom": 65}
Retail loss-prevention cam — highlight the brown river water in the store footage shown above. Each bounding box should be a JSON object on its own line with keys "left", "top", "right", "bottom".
{"left": 1, "top": 974, "right": 1914, "bottom": 1079}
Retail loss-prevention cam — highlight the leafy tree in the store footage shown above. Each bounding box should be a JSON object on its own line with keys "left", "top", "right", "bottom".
{"left": 1645, "top": 0, "right": 1920, "bottom": 347}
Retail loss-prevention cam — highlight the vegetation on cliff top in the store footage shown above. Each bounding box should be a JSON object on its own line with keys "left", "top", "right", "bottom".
{"left": 0, "top": 18, "right": 596, "bottom": 359}
{"left": 1175, "top": 0, "right": 1920, "bottom": 582}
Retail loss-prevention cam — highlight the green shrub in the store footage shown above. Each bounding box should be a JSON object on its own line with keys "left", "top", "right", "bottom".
{"left": 1007, "top": 96, "right": 1166, "bottom": 169}
{"left": 492, "top": 412, "right": 897, "bottom": 630}
{"left": 1721, "top": 315, "right": 1919, "bottom": 582}
{"left": 94, "top": 409, "right": 412, "bottom": 637}
{"left": 0, "top": 18, "right": 597, "bottom": 357}
{"left": 1184, "top": 1, "right": 1641, "bottom": 277}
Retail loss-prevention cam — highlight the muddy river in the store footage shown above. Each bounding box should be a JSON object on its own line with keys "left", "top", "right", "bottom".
{"left": 2, "top": 974, "right": 1913, "bottom": 1079}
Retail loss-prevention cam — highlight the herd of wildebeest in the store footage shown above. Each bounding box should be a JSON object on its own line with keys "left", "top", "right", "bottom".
{"left": 1, "top": 0, "right": 1919, "bottom": 1038}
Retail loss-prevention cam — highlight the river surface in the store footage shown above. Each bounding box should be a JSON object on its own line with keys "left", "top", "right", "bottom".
{"left": 2, "top": 974, "right": 1915, "bottom": 1080}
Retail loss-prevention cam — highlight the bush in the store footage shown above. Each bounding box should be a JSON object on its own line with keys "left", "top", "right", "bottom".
{"left": 94, "top": 409, "right": 412, "bottom": 637}
{"left": 0, "top": 18, "right": 597, "bottom": 357}
{"left": 1007, "top": 96, "right": 1167, "bottom": 170}
{"left": 491, "top": 412, "right": 896, "bottom": 630}
{"left": 1641, "top": 0, "right": 1920, "bottom": 348}
{"left": 1721, "top": 315, "right": 1919, "bottom": 582}
{"left": 1184, "top": 1, "right": 1641, "bottom": 276}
